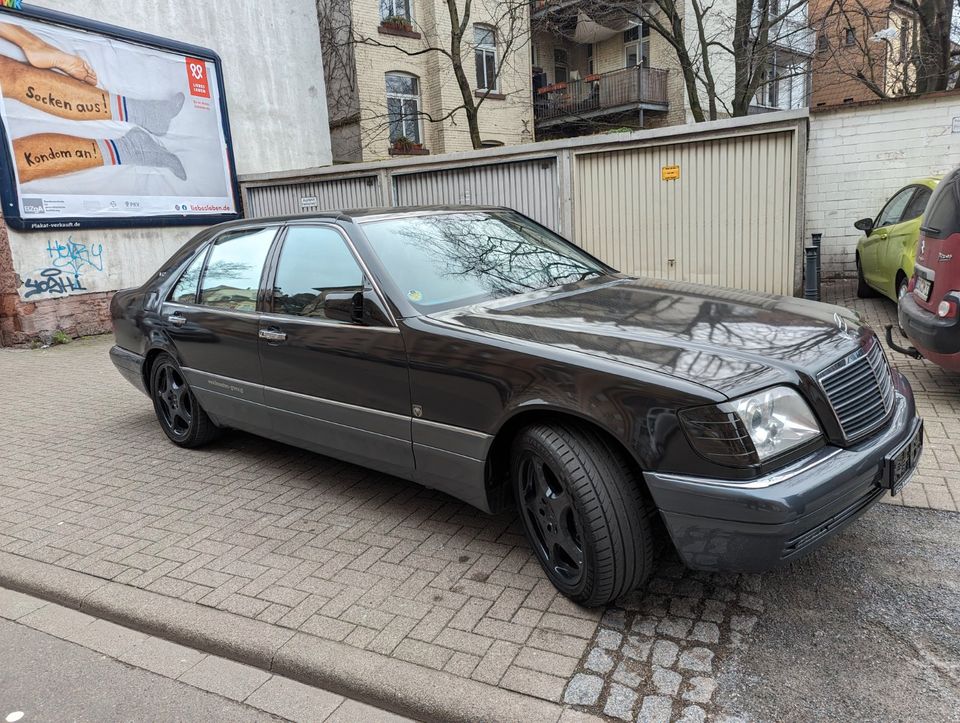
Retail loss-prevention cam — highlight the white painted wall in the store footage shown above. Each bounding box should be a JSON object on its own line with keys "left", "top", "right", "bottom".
{"left": 806, "top": 93, "right": 960, "bottom": 279}
{"left": 7, "top": 0, "right": 331, "bottom": 300}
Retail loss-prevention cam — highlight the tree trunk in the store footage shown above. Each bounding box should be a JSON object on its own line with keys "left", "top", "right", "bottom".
{"left": 445, "top": 0, "right": 483, "bottom": 149}
{"left": 915, "top": 0, "right": 953, "bottom": 93}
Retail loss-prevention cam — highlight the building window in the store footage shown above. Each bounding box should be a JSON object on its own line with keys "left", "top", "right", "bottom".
{"left": 899, "top": 19, "right": 909, "bottom": 62}
{"left": 845, "top": 27, "right": 856, "bottom": 46}
{"left": 380, "top": 0, "right": 412, "bottom": 23}
{"left": 475, "top": 25, "right": 498, "bottom": 91}
{"left": 385, "top": 72, "right": 421, "bottom": 145}
{"left": 587, "top": 43, "right": 594, "bottom": 75}
{"left": 817, "top": 33, "right": 829, "bottom": 52}
{"left": 554, "top": 48, "right": 568, "bottom": 83}
{"left": 624, "top": 25, "right": 650, "bottom": 68}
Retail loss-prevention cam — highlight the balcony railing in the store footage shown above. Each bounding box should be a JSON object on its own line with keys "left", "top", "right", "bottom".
{"left": 534, "top": 66, "right": 669, "bottom": 123}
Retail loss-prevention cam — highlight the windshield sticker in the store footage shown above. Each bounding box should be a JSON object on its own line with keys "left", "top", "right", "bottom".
{"left": 407, "top": 289, "right": 423, "bottom": 302}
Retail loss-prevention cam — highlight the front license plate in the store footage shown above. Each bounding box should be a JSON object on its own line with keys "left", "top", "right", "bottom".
{"left": 915, "top": 276, "right": 932, "bottom": 302}
{"left": 883, "top": 419, "right": 923, "bottom": 496}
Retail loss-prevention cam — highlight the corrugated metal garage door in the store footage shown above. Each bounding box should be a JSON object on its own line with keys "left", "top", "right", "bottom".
{"left": 392, "top": 159, "right": 561, "bottom": 232}
{"left": 574, "top": 131, "right": 798, "bottom": 295}
{"left": 245, "top": 176, "right": 382, "bottom": 218}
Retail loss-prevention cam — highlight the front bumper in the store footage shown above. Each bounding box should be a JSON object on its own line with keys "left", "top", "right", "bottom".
{"left": 645, "top": 372, "right": 920, "bottom": 572}
{"left": 109, "top": 345, "right": 148, "bottom": 395}
{"left": 899, "top": 291, "right": 960, "bottom": 355}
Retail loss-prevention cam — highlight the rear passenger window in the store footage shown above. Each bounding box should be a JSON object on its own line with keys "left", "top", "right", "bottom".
{"left": 923, "top": 179, "right": 960, "bottom": 238}
{"left": 902, "top": 187, "right": 931, "bottom": 221}
{"left": 199, "top": 228, "right": 275, "bottom": 311}
{"left": 169, "top": 250, "right": 206, "bottom": 304}
{"left": 272, "top": 226, "right": 363, "bottom": 319}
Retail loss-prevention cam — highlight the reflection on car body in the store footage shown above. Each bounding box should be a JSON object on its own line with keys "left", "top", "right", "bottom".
{"left": 110, "top": 206, "right": 923, "bottom": 605}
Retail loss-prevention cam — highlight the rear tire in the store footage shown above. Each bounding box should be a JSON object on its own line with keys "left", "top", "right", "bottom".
{"left": 511, "top": 422, "right": 654, "bottom": 607}
{"left": 897, "top": 273, "right": 909, "bottom": 301}
{"left": 856, "top": 254, "right": 876, "bottom": 298}
{"left": 149, "top": 353, "right": 219, "bottom": 448}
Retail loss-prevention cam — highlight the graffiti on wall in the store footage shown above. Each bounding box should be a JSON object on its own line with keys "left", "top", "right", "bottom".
{"left": 21, "top": 237, "right": 105, "bottom": 299}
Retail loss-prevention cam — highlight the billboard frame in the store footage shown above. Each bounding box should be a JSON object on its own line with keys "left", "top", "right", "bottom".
{"left": 0, "top": 2, "right": 241, "bottom": 231}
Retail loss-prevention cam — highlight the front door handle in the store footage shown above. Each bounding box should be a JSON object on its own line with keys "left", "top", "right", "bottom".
{"left": 167, "top": 313, "right": 187, "bottom": 327}
{"left": 259, "top": 327, "right": 287, "bottom": 342}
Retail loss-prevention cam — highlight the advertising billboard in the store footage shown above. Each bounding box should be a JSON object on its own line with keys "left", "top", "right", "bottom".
{"left": 0, "top": 4, "right": 239, "bottom": 230}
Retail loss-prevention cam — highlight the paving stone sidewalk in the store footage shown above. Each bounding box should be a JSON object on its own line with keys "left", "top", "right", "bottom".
{"left": 0, "top": 586, "right": 409, "bottom": 722}
{"left": 0, "top": 281, "right": 956, "bottom": 721}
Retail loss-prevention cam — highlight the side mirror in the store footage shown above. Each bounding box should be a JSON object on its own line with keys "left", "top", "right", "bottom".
{"left": 323, "top": 289, "right": 364, "bottom": 324}
{"left": 854, "top": 217, "right": 875, "bottom": 233}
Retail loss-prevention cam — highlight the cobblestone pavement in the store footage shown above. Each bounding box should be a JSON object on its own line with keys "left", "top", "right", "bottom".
{"left": 823, "top": 279, "right": 960, "bottom": 512}
{"left": 0, "top": 303, "right": 956, "bottom": 721}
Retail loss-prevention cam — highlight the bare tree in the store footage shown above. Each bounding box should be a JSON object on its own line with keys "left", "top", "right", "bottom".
{"left": 535, "top": 0, "right": 813, "bottom": 123}
{"left": 811, "top": 0, "right": 960, "bottom": 101}
{"left": 321, "top": 0, "right": 532, "bottom": 152}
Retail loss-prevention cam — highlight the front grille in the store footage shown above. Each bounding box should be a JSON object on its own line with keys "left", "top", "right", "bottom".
{"left": 818, "top": 340, "right": 895, "bottom": 443}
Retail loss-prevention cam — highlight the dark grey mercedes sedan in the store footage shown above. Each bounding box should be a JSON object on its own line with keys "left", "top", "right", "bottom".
{"left": 110, "top": 207, "right": 923, "bottom": 606}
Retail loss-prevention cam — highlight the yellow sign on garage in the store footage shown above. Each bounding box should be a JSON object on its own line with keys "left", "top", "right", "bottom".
{"left": 661, "top": 165, "right": 680, "bottom": 181}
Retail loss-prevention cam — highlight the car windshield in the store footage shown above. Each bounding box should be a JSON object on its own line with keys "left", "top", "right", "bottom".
{"left": 360, "top": 211, "right": 609, "bottom": 312}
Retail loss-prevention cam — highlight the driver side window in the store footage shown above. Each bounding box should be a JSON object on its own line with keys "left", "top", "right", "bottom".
{"left": 272, "top": 226, "right": 364, "bottom": 320}
{"left": 875, "top": 187, "right": 916, "bottom": 229}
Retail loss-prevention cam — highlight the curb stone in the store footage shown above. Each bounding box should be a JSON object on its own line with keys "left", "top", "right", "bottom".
{"left": 0, "top": 551, "right": 564, "bottom": 723}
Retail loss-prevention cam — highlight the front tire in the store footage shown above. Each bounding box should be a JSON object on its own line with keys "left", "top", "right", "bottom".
{"left": 149, "top": 353, "right": 219, "bottom": 447}
{"left": 511, "top": 423, "right": 654, "bottom": 606}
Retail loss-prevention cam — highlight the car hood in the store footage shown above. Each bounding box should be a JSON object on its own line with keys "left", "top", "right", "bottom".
{"left": 429, "top": 276, "right": 865, "bottom": 397}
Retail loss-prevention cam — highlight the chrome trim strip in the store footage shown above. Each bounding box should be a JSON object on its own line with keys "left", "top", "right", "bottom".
{"left": 412, "top": 417, "right": 492, "bottom": 440}
{"left": 263, "top": 383, "right": 410, "bottom": 423}
{"left": 163, "top": 301, "right": 260, "bottom": 321}
{"left": 650, "top": 448, "right": 845, "bottom": 490}
{"left": 258, "top": 311, "right": 400, "bottom": 332}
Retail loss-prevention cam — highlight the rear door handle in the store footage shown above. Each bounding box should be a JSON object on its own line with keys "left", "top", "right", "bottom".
{"left": 259, "top": 328, "right": 286, "bottom": 342}
{"left": 167, "top": 313, "right": 187, "bottom": 327}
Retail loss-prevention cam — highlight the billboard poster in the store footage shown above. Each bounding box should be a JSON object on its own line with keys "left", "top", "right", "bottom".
{"left": 0, "top": 4, "right": 239, "bottom": 230}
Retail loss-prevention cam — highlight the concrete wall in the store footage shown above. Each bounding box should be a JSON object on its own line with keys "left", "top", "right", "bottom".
{"left": 0, "top": 0, "right": 332, "bottom": 344}
{"left": 806, "top": 90, "right": 960, "bottom": 279}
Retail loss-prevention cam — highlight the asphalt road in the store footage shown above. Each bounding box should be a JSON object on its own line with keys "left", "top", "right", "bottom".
{"left": 716, "top": 504, "right": 960, "bottom": 722}
{"left": 0, "top": 619, "right": 280, "bottom": 723}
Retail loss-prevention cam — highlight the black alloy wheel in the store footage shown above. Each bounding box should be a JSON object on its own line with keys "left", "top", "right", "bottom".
{"left": 511, "top": 422, "right": 654, "bottom": 606}
{"left": 149, "top": 353, "right": 219, "bottom": 447}
{"left": 517, "top": 451, "right": 585, "bottom": 587}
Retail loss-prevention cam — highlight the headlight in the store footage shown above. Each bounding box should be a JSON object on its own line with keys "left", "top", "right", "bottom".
{"left": 680, "top": 387, "right": 822, "bottom": 467}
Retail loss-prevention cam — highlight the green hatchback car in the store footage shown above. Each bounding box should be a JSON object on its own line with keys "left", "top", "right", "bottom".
{"left": 856, "top": 177, "right": 940, "bottom": 301}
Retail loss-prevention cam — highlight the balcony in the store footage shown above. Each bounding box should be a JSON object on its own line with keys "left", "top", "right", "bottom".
{"left": 534, "top": 66, "right": 669, "bottom": 128}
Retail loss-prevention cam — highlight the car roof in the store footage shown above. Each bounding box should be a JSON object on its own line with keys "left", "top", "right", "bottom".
{"left": 216, "top": 205, "right": 509, "bottom": 229}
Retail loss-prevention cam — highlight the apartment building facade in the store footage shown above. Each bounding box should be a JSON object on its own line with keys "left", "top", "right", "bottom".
{"left": 530, "top": 0, "right": 813, "bottom": 140}
{"left": 320, "top": 0, "right": 535, "bottom": 162}
{"left": 809, "top": 0, "right": 919, "bottom": 107}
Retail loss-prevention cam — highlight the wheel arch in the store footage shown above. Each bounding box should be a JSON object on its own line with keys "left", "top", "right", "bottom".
{"left": 141, "top": 342, "right": 183, "bottom": 391}
{"left": 484, "top": 406, "right": 654, "bottom": 513}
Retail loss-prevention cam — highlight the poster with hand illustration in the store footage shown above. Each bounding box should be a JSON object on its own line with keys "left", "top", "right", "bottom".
{"left": 0, "top": 7, "right": 238, "bottom": 229}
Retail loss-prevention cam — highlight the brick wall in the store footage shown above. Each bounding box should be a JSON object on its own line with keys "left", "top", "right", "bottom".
{"left": 809, "top": 0, "right": 891, "bottom": 108}
{"left": 806, "top": 90, "right": 960, "bottom": 279}
{"left": 0, "top": 218, "right": 114, "bottom": 346}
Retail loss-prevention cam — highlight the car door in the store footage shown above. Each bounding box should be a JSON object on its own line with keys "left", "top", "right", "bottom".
{"left": 879, "top": 185, "right": 932, "bottom": 297}
{"left": 862, "top": 186, "right": 916, "bottom": 289}
{"left": 160, "top": 225, "right": 277, "bottom": 429}
{"left": 257, "top": 223, "right": 414, "bottom": 479}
